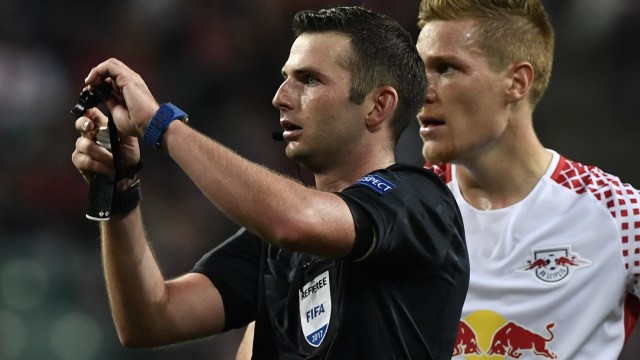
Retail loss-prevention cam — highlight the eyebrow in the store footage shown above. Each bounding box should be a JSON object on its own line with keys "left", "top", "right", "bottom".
{"left": 423, "top": 53, "right": 459, "bottom": 62}
{"left": 281, "top": 66, "right": 322, "bottom": 79}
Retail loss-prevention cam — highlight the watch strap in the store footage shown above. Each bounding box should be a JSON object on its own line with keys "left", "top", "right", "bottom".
{"left": 111, "top": 180, "right": 141, "bottom": 215}
{"left": 144, "top": 103, "right": 188, "bottom": 150}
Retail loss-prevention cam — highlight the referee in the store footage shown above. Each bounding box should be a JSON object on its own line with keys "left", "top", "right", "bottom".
{"left": 71, "top": 6, "right": 469, "bottom": 359}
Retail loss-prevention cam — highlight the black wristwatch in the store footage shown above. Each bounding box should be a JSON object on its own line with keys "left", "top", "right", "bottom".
{"left": 111, "top": 180, "right": 141, "bottom": 215}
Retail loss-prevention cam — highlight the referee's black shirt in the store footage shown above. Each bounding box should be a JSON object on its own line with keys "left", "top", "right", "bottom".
{"left": 192, "top": 164, "right": 469, "bottom": 359}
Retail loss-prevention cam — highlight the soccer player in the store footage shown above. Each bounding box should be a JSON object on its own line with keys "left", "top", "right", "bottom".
{"left": 416, "top": 0, "right": 640, "bottom": 358}
{"left": 71, "top": 6, "right": 469, "bottom": 359}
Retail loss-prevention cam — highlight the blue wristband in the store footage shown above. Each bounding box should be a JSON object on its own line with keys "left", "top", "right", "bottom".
{"left": 143, "top": 103, "right": 188, "bottom": 150}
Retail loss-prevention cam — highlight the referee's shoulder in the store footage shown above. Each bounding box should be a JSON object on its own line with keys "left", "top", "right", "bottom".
{"left": 382, "top": 163, "right": 454, "bottom": 202}
{"left": 388, "top": 162, "right": 449, "bottom": 186}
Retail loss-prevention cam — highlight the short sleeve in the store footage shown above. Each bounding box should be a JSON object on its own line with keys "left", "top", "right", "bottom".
{"left": 336, "top": 164, "right": 465, "bottom": 269}
{"left": 191, "top": 227, "right": 262, "bottom": 331}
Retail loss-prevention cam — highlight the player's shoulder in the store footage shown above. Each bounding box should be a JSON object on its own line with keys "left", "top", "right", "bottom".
{"left": 355, "top": 163, "right": 454, "bottom": 203}
{"left": 423, "top": 162, "right": 452, "bottom": 184}
{"left": 385, "top": 163, "right": 453, "bottom": 191}
{"left": 550, "top": 155, "right": 638, "bottom": 199}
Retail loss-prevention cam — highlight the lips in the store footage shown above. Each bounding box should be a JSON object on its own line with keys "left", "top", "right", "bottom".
{"left": 418, "top": 116, "right": 445, "bottom": 137}
{"left": 280, "top": 119, "right": 302, "bottom": 140}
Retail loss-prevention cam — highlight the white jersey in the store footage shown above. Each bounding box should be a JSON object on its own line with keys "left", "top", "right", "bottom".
{"left": 428, "top": 150, "right": 640, "bottom": 360}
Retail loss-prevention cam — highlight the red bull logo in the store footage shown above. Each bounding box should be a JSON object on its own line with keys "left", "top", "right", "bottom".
{"left": 515, "top": 246, "right": 591, "bottom": 283}
{"left": 486, "top": 322, "right": 556, "bottom": 359}
{"left": 453, "top": 320, "right": 481, "bottom": 356}
{"left": 452, "top": 310, "right": 558, "bottom": 359}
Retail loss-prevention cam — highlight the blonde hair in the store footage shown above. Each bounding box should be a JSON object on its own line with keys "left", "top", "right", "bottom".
{"left": 418, "top": 0, "right": 554, "bottom": 106}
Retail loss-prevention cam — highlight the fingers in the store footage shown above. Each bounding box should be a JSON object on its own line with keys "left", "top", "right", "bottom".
{"left": 84, "top": 58, "right": 129, "bottom": 86}
{"left": 75, "top": 117, "right": 94, "bottom": 133}
{"left": 83, "top": 58, "right": 159, "bottom": 138}
{"left": 75, "top": 107, "right": 108, "bottom": 133}
{"left": 75, "top": 59, "right": 148, "bottom": 183}
{"left": 84, "top": 58, "right": 144, "bottom": 97}
{"left": 73, "top": 136, "right": 116, "bottom": 177}
{"left": 71, "top": 149, "right": 92, "bottom": 184}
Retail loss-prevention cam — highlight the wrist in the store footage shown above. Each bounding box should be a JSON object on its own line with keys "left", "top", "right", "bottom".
{"left": 111, "top": 179, "right": 141, "bottom": 216}
{"left": 138, "top": 104, "right": 160, "bottom": 138}
{"left": 115, "top": 176, "right": 139, "bottom": 193}
{"left": 143, "top": 103, "right": 189, "bottom": 150}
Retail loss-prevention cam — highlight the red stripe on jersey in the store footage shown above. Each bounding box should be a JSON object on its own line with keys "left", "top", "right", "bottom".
{"left": 424, "top": 162, "right": 452, "bottom": 183}
{"left": 551, "top": 155, "right": 640, "bottom": 329}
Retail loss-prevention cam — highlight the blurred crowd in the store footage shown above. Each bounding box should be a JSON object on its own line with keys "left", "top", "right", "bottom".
{"left": 0, "top": 0, "right": 638, "bottom": 359}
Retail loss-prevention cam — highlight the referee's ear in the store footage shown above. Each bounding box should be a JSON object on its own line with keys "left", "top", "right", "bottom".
{"left": 364, "top": 85, "right": 398, "bottom": 131}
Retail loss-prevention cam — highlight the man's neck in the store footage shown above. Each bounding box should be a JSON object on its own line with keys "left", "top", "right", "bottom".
{"left": 455, "top": 142, "right": 552, "bottom": 210}
{"left": 314, "top": 157, "right": 395, "bottom": 193}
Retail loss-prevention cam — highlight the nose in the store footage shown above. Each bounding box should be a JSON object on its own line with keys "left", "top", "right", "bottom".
{"left": 425, "top": 77, "right": 436, "bottom": 104}
{"left": 272, "top": 79, "right": 291, "bottom": 110}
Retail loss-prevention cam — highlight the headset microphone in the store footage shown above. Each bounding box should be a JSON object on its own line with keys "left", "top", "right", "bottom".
{"left": 272, "top": 132, "right": 284, "bottom": 141}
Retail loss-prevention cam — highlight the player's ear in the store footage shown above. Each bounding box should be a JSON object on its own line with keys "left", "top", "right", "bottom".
{"left": 506, "top": 61, "right": 534, "bottom": 103}
{"left": 365, "top": 86, "right": 398, "bottom": 129}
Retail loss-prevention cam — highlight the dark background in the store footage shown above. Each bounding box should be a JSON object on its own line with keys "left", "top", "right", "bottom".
{"left": 0, "top": 0, "right": 638, "bottom": 359}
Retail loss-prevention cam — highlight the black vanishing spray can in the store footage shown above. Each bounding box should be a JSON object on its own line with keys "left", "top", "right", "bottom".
{"left": 86, "top": 126, "right": 114, "bottom": 221}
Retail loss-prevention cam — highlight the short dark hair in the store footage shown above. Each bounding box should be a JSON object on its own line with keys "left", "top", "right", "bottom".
{"left": 292, "top": 6, "right": 427, "bottom": 145}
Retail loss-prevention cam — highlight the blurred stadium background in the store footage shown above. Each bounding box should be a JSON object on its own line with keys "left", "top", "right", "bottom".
{"left": 0, "top": 0, "right": 638, "bottom": 359}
